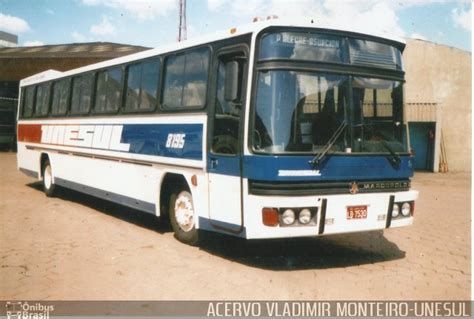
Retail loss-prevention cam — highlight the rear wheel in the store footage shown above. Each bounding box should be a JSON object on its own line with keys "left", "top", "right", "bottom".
{"left": 42, "top": 159, "right": 56, "bottom": 197}
{"left": 169, "top": 190, "right": 199, "bottom": 245}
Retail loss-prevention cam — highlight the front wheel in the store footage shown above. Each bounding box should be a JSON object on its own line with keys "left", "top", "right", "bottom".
{"left": 42, "top": 159, "right": 56, "bottom": 197}
{"left": 169, "top": 190, "right": 199, "bottom": 245}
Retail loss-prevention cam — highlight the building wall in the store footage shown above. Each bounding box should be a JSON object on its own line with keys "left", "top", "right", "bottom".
{"left": 403, "top": 39, "right": 472, "bottom": 172}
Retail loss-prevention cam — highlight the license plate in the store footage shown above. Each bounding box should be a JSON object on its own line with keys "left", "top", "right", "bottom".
{"left": 347, "top": 205, "right": 368, "bottom": 219}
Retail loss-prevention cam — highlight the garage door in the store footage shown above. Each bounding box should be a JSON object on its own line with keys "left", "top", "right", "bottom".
{"left": 409, "top": 122, "right": 435, "bottom": 171}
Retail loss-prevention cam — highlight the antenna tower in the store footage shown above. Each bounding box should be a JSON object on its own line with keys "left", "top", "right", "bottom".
{"left": 178, "top": 0, "right": 187, "bottom": 41}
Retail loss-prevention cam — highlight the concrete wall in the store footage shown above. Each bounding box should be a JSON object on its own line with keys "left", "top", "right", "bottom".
{"left": 404, "top": 39, "right": 472, "bottom": 172}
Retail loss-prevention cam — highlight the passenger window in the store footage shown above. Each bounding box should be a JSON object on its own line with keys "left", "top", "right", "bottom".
{"left": 34, "top": 85, "right": 43, "bottom": 116}
{"left": 162, "top": 54, "right": 185, "bottom": 108}
{"left": 34, "top": 83, "right": 51, "bottom": 117}
{"left": 71, "top": 74, "right": 93, "bottom": 114}
{"left": 124, "top": 59, "right": 160, "bottom": 111}
{"left": 51, "top": 82, "right": 61, "bottom": 115}
{"left": 163, "top": 48, "right": 209, "bottom": 109}
{"left": 125, "top": 63, "right": 141, "bottom": 110}
{"left": 95, "top": 72, "right": 107, "bottom": 112}
{"left": 51, "top": 78, "right": 70, "bottom": 115}
{"left": 140, "top": 59, "right": 160, "bottom": 109}
{"left": 22, "top": 86, "right": 36, "bottom": 118}
{"left": 95, "top": 67, "right": 123, "bottom": 113}
{"left": 59, "top": 82, "right": 70, "bottom": 114}
{"left": 183, "top": 50, "right": 209, "bottom": 107}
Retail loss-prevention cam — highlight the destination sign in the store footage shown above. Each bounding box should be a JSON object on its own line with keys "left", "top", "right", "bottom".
{"left": 275, "top": 33, "right": 340, "bottom": 49}
{"left": 259, "top": 31, "right": 343, "bottom": 62}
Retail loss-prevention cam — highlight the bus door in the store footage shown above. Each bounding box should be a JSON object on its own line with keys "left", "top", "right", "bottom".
{"left": 207, "top": 47, "right": 248, "bottom": 233}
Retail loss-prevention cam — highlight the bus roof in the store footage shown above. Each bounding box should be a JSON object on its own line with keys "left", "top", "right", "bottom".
{"left": 20, "top": 18, "right": 406, "bottom": 87}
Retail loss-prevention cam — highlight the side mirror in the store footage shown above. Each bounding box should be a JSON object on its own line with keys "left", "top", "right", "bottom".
{"left": 224, "top": 61, "right": 239, "bottom": 102}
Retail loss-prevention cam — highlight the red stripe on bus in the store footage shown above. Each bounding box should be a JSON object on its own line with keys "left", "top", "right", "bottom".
{"left": 18, "top": 124, "right": 42, "bottom": 143}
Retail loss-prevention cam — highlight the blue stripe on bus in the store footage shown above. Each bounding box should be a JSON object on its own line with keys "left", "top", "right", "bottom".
{"left": 207, "top": 155, "right": 241, "bottom": 176}
{"left": 208, "top": 154, "right": 414, "bottom": 180}
{"left": 242, "top": 155, "right": 414, "bottom": 181}
{"left": 121, "top": 124, "right": 203, "bottom": 160}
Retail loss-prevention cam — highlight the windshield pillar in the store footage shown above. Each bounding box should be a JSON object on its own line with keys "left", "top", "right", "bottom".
{"left": 345, "top": 78, "right": 353, "bottom": 152}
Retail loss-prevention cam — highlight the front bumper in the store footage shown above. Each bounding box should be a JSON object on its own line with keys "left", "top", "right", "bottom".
{"left": 244, "top": 189, "right": 418, "bottom": 239}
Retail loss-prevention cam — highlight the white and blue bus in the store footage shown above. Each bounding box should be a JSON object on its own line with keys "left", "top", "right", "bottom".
{"left": 17, "top": 20, "right": 418, "bottom": 245}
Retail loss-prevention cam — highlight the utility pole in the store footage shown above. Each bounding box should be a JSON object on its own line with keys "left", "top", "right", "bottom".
{"left": 178, "top": 0, "right": 187, "bottom": 42}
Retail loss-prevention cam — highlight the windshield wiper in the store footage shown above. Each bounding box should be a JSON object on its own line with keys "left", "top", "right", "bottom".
{"left": 309, "top": 121, "right": 347, "bottom": 167}
{"left": 382, "top": 140, "right": 401, "bottom": 167}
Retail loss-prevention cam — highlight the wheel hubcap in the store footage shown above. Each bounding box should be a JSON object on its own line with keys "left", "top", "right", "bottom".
{"left": 174, "top": 193, "right": 194, "bottom": 232}
{"left": 44, "top": 165, "right": 52, "bottom": 189}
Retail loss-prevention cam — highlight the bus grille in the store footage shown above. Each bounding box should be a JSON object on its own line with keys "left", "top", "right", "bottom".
{"left": 248, "top": 179, "right": 411, "bottom": 196}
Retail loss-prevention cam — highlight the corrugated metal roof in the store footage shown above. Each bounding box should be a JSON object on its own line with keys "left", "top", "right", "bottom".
{"left": 0, "top": 42, "right": 150, "bottom": 58}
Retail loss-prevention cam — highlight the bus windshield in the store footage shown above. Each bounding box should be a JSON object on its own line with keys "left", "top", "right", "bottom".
{"left": 252, "top": 70, "right": 407, "bottom": 154}
{"left": 352, "top": 77, "right": 406, "bottom": 153}
{"left": 253, "top": 70, "right": 348, "bottom": 153}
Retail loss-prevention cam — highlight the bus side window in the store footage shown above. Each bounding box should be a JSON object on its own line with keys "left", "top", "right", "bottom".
{"left": 95, "top": 67, "right": 123, "bottom": 113}
{"left": 162, "top": 54, "right": 184, "bottom": 108}
{"left": 125, "top": 63, "right": 142, "bottom": 111}
{"left": 51, "top": 78, "right": 70, "bottom": 116}
{"left": 124, "top": 58, "right": 160, "bottom": 112}
{"left": 34, "top": 83, "right": 51, "bottom": 117}
{"left": 162, "top": 47, "right": 210, "bottom": 109}
{"left": 140, "top": 59, "right": 160, "bottom": 110}
{"left": 211, "top": 53, "right": 245, "bottom": 155}
{"left": 182, "top": 50, "right": 209, "bottom": 107}
{"left": 51, "top": 81, "right": 61, "bottom": 115}
{"left": 34, "top": 85, "right": 44, "bottom": 117}
{"left": 70, "top": 73, "right": 93, "bottom": 115}
{"left": 22, "top": 86, "right": 36, "bottom": 118}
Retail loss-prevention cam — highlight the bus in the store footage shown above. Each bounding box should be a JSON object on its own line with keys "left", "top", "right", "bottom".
{"left": 16, "top": 19, "right": 418, "bottom": 245}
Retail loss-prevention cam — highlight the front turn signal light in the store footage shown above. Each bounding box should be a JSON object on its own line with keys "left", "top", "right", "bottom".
{"left": 262, "top": 208, "right": 279, "bottom": 227}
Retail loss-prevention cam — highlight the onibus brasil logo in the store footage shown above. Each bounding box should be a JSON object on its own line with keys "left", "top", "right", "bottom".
{"left": 5, "top": 301, "right": 54, "bottom": 319}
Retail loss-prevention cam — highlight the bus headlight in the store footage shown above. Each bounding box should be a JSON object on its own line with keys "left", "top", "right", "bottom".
{"left": 281, "top": 209, "right": 295, "bottom": 225}
{"left": 392, "top": 204, "right": 400, "bottom": 218}
{"left": 298, "top": 208, "right": 312, "bottom": 224}
{"left": 401, "top": 202, "right": 411, "bottom": 217}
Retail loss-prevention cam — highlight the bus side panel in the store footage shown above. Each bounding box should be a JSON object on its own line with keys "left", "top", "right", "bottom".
{"left": 17, "top": 140, "right": 212, "bottom": 221}
{"left": 40, "top": 150, "right": 211, "bottom": 221}
{"left": 16, "top": 115, "right": 208, "bottom": 215}
{"left": 17, "top": 142, "right": 41, "bottom": 179}
{"left": 49, "top": 151, "right": 160, "bottom": 213}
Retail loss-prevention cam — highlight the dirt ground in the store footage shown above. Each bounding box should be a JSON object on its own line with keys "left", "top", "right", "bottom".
{"left": 0, "top": 152, "right": 471, "bottom": 300}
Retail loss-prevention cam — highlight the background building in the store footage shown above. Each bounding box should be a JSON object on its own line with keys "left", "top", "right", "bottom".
{"left": 404, "top": 39, "right": 471, "bottom": 172}
{"left": 0, "top": 42, "right": 150, "bottom": 93}
{"left": 0, "top": 31, "right": 18, "bottom": 48}
{"left": 0, "top": 42, "right": 150, "bottom": 149}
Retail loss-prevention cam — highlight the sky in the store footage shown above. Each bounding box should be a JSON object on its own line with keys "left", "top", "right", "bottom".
{"left": 0, "top": 0, "right": 471, "bottom": 52}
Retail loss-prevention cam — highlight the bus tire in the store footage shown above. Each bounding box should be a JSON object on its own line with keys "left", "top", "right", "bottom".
{"left": 169, "top": 190, "right": 199, "bottom": 245}
{"left": 42, "top": 159, "right": 56, "bottom": 197}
